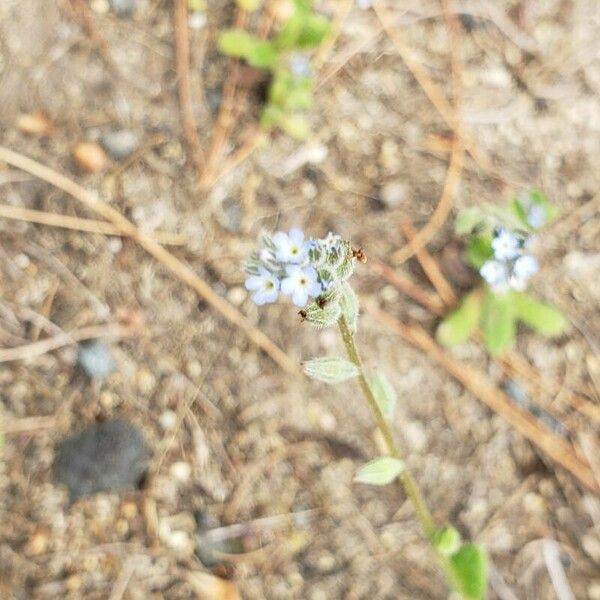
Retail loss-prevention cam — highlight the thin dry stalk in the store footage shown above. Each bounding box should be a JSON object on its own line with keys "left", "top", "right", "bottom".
{"left": 368, "top": 256, "right": 445, "bottom": 316}
{"left": 365, "top": 302, "right": 600, "bottom": 495}
{"left": 0, "top": 146, "right": 298, "bottom": 375}
{"left": 0, "top": 322, "right": 135, "bottom": 363}
{"left": 200, "top": 9, "right": 248, "bottom": 188}
{"left": 174, "top": 0, "right": 206, "bottom": 174}
{"left": 0, "top": 204, "right": 186, "bottom": 246}
{"left": 391, "top": 136, "right": 464, "bottom": 265}
{"left": 400, "top": 219, "right": 458, "bottom": 306}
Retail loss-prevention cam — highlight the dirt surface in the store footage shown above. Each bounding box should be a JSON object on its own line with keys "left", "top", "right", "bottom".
{"left": 1, "top": 1, "right": 599, "bottom": 598}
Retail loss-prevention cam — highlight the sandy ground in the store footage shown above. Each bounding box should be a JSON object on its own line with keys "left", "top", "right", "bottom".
{"left": 1, "top": 0, "right": 599, "bottom": 598}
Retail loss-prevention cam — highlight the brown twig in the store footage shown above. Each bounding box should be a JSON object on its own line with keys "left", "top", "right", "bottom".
{"left": 68, "top": 0, "right": 117, "bottom": 72}
{"left": 368, "top": 256, "right": 445, "bottom": 316}
{"left": 390, "top": 135, "right": 464, "bottom": 265}
{"left": 372, "top": 0, "right": 494, "bottom": 175}
{"left": 365, "top": 302, "right": 600, "bottom": 495}
{"left": 0, "top": 204, "right": 186, "bottom": 246}
{"left": 0, "top": 146, "right": 298, "bottom": 375}
{"left": 399, "top": 219, "right": 458, "bottom": 306}
{"left": 0, "top": 415, "right": 57, "bottom": 434}
{"left": 0, "top": 322, "right": 135, "bottom": 363}
{"left": 199, "top": 8, "right": 248, "bottom": 188}
{"left": 174, "top": 0, "right": 206, "bottom": 174}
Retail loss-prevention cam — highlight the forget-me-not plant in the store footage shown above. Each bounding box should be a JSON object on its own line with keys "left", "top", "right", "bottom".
{"left": 245, "top": 229, "right": 488, "bottom": 600}
{"left": 437, "top": 190, "right": 568, "bottom": 355}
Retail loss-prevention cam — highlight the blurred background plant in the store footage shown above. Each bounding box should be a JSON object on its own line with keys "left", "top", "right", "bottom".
{"left": 437, "top": 191, "right": 569, "bottom": 355}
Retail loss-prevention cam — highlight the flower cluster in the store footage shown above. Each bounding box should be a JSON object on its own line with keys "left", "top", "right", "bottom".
{"left": 480, "top": 228, "right": 539, "bottom": 293}
{"left": 245, "top": 229, "right": 356, "bottom": 308}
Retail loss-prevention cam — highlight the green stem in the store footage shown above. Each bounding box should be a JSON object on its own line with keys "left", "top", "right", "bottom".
{"left": 337, "top": 314, "right": 436, "bottom": 539}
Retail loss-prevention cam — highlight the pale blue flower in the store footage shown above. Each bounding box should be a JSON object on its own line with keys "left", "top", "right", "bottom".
{"left": 281, "top": 265, "right": 322, "bottom": 307}
{"left": 289, "top": 53, "right": 312, "bottom": 78}
{"left": 272, "top": 228, "right": 308, "bottom": 264}
{"left": 480, "top": 260, "right": 509, "bottom": 288}
{"left": 492, "top": 229, "right": 521, "bottom": 260}
{"left": 245, "top": 268, "right": 280, "bottom": 305}
{"left": 527, "top": 204, "right": 546, "bottom": 229}
{"left": 512, "top": 255, "right": 539, "bottom": 281}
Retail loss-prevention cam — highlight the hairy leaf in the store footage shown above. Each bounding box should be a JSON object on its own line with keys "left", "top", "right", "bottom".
{"left": 303, "top": 357, "right": 358, "bottom": 384}
{"left": 513, "top": 293, "right": 568, "bottom": 337}
{"left": 354, "top": 457, "right": 405, "bottom": 486}
{"left": 436, "top": 291, "right": 482, "bottom": 347}
{"left": 481, "top": 290, "right": 515, "bottom": 355}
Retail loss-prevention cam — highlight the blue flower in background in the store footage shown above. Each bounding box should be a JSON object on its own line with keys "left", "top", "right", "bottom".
{"left": 491, "top": 228, "right": 521, "bottom": 260}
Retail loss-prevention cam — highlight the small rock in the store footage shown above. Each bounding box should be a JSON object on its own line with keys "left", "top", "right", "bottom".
{"left": 72, "top": 142, "right": 109, "bottom": 173}
{"left": 188, "top": 11, "right": 207, "bottom": 29}
{"left": 54, "top": 419, "right": 149, "bottom": 499}
{"left": 227, "top": 286, "right": 246, "bottom": 307}
{"left": 100, "top": 130, "right": 139, "bottom": 160}
{"left": 159, "top": 410, "right": 177, "bottom": 431}
{"left": 136, "top": 368, "right": 156, "bottom": 394}
{"left": 218, "top": 198, "right": 243, "bottom": 233}
{"left": 24, "top": 529, "right": 49, "bottom": 556}
{"left": 109, "top": 0, "right": 137, "bottom": 16}
{"left": 77, "top": 341, "right": 116, "bottom": 379}
{"left": 16, "top": 112, "right": 54, "bottom": 137}
{"left": 170, "top": 461, "right": 192, "bottom": 483}
{"left": 380, "top": 181, "right": 408, "bottom": 208}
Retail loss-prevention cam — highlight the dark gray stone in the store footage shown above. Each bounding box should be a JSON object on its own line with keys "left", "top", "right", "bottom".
{"left": 55, "top": 420, "right": 149, "bottom": 499}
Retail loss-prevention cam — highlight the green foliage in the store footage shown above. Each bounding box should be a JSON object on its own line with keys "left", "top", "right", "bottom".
{"left": 481, "top": 290, "right": 515, "bottom": 355}
{"left": 455, "top": 207, "right": 485, "bottom": 236}
{"left": 436, "top": 291, "right": 482, "bottom": 347}
{"left": 354, "top": 457, "right": 405, "bottom": 486}
{"left": 303, "top": 357, "right": 358, "bottom": 384}
{"left": 236, "top": 0, "right": 262, "bottom": 10}
{"left": 370, "top": 372, "right": 396, "bottom": 420}
{"left": 303, "top": 292, "right": 342, "bottom": 328}
{"left": 218, "top": 31, "right": 277, "bottom": 68}
{"left": 513, "top": 292, "right": 568, "bottom": 337}
{"left": 448, "top": 544, "right": 487, "bottom": 600}
{"left": 465, "top": 234, "right": 493, "bottom": 269}
{"left": 509, "top": 189, "right": 557, "bottom": 230}
{"left": 433, "top": 526, "right": 461, "bottom": 556}
{"left": 218, "top": 0, "right": 331, "bottom": 138}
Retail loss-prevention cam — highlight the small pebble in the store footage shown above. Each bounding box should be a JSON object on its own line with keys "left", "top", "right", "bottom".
{"left": 218, "top": 198, "right": 243, "bottom": 233}
{"left": 159, "top": 410, "right": 178, "bottom": 431}
{"left": 136, "top": 368, "right": 156, "bottom": 394}
{"left": 227, "top": 286, "right": 246, "bottom": 307}
{"left": 380, "top": 181, "right": 408, "bottom": 208}
{"left": 24, "top": 530, "right": 49, "bottom": 556}
{"left": 109, "top": 0, "right": 137, "bottom": 16}
{"left": 16, "top": 112, "right": 54, "bottom": 137}
{"left": 170, "top": 461, "right": 192, "bottom": 483}
{"left": 72, "top": 142, "right": 109, "bottom": 173}
{"left": 77, "top": 341, "right": 116, "bottom": 379}
{"left": 100, "top": 130, "right": 139, "bottom": 160}
{"left": 188, "top": 11, "right": 207, "bottom": 29}
{"left": 54, "top": 419, "right": 149, "bottom": 499}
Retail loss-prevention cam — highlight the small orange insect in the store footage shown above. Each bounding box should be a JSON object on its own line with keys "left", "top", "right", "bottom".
{"left": 352, "top": 247, "right": 367, "bottom": 263}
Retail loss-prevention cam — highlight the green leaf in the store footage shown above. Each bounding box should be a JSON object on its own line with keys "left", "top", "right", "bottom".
{"left": 236, "top": 0, "right": 262, "bottom": 10}
{"left": 466, "top": 234, "right": 493, "bottom": 269}
{"left": 303, "top": 357, "right": 358, "bottom": 384}
{"left": 274, "top": 4, "right": 308, "bottom": 50}
{"left": 354, "top": 457, "right": 405, "bottom": 486}
{"left": 455, "top": 207, "right": 485, "bottom": 235}
{"left": 218, "top": 30, "right": 277, "bottom": 68}
{"left": 529, "top": 189, "right": 557, "bottom": 223}
{"left": 339, "top": 282, "right": 359, "bottom": 333}
{"left": 481, "top": 290, "right": 515, "bottom": 355}
{"left": 296, "top": 14, "right": 331, "bottom": 48}
{"left": 433, "top": 526, "right": 461, "bottom": 556}
{"left": 436, "top": 291, "right": 482, "bottom": 347}
{"left": 448, "top": 544, "right": 487, "bottom": 600}
{"left": 513, "top": 293, "right": 569, "bottom": 337}
{"left": 370, "top": 373, "right": 396, "bottom": 420}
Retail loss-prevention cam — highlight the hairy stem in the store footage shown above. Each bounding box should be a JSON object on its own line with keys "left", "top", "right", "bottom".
{"left": 337, "top": 314, "right": 436, "bottom": 539}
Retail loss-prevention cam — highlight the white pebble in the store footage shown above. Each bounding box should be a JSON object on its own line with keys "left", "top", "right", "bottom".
{"left": 170, "top": 461, "right": 192, "bottom": 483}
{"left": 159, "top": 410, "right": 177, "bottom": 431}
